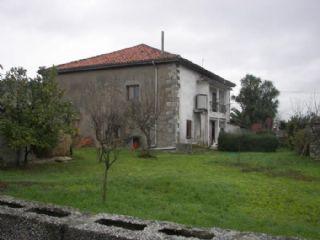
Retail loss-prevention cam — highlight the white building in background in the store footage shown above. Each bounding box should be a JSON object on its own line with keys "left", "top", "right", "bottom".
{"left": 178, "top": 65, "right": 233, "bottom": 147}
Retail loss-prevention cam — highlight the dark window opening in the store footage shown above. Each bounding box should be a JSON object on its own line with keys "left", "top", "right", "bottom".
{"left": 114, "top": 126, "right": 121, "bottom": 139}
{"left": 127, "top": 85, "right": 140, "bottom": 100}
{"left": 186, "top": 120, "right": 192, "bottom": 139}
{"left": 212, "top": 91, "right": 217, "bottom": 112}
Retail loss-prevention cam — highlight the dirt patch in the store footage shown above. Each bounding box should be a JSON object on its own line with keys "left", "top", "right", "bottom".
{"left": 0, "top": 180, "right": 56, "bottom": 190}
{"left": 0, "top": 181, "right": 8, "bottom": 190}
{"left": 241, "top": 165, "right": 274, "bottom": 173}
{"left": 266, "top": 169, "right": 318, "bottom": 181}
{"left": 214, "top": 161, "right": 319, "bottom": 182}
{"left": 240, "top": 165, "right": 319, "bottom": 182}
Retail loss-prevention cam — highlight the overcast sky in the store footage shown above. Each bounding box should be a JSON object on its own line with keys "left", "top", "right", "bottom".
{"left": 1, "top": 0, "right": 319, "bottom": 119}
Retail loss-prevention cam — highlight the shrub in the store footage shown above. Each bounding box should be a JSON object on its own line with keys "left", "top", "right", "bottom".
{"left": 218, "top": 132, "right": 279, "bottom": 152}
{"left": 292, "top": 129, "right": 311, "bottom": 156}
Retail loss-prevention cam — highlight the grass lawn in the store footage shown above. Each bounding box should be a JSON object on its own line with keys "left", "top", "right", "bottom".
{"left": 0, "top": 148, "right": 319, "bottom": 239}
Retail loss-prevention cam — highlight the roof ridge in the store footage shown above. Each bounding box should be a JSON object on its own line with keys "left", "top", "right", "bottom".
{"left": 138, "top": 43, "right": 178, "bottom": 56}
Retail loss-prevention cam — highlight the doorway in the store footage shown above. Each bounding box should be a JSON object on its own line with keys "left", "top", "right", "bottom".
{"left": 132, "top": 136, "right": 140, "bottom": 149}
{"left": 211, "top": 120, "right": 216, "bottom": 145}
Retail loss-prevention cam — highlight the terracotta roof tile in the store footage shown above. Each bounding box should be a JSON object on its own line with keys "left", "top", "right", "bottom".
{"left": 57, "top": 44, "right": 178, "bottom": 70}
{"left": 56, "top": 43, "right": 236, "bottom": 87}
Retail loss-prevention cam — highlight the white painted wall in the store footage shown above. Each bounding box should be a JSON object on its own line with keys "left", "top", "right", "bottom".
{"left": 178, "top": 65, "right": 232, "bottom": 146}
{"left": 178, "top": 66, "right": 204, "bottom": 143}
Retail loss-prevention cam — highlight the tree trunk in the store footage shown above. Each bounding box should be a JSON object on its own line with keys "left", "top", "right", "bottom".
{"left": 97, "top": 142, "right": 104, "bottom": 162}
{"left": 15, "top": 149, "right": 21, "bottom": 167}
{"left": 102, "top": 165, "right": 108, "bottom": 202}
{"left": 102, "top": 151, "right": 110, "bottom": 202}
{"left": 146, "top": 135, "right": 152, "bottom": 156}
{"left": 24, "top": 146, "right": 29, "bottom": 166}
{"left": 97, "top": 147, "right": 102, "bottom": 162}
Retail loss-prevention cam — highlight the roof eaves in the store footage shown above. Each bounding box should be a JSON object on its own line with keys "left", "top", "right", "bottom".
{"left": 57, "top": 57, "right": 179, "bottom": 74}
{"left": 178, "top": 57, "right": 236, "bottom": 88}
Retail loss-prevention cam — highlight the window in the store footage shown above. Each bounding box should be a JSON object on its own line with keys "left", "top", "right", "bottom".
{"left": 127, "top": 85, "right": 140, "bottom": 100}
{"left": 114, "top": 126, "right": 121, "bottom": 139}
{"left": 219, "top": 90, "right": 225, "bottom": 104}
{"left": 212, "top": 90, "right": 217, "bottom": 112}
{"left": 186, "top": 120, "right": 192, "bottom": 139}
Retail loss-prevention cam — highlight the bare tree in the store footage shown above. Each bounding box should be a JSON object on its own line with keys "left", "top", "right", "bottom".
{"left": 85, "top": 80, "right": 126, "bottom": 202}
{"left": 288, "top": 93, "right": 320, "bottom": 156}
{"left": 128, "top": 81, "right": 166, "bottom": 157}
{"left": 306, "top": 93, "right": 320, "bottom": 146}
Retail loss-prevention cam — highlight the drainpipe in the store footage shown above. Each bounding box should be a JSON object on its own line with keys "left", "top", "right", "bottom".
{"left": 152, "top": 61, "right": 158, "bottom": 147}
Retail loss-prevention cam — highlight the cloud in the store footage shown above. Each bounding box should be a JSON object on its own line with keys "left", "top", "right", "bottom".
{"left": 1, "top": 0, "right": 319, "bottom": 119}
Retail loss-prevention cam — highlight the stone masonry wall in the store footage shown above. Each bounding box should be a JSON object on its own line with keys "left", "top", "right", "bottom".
{"left": 56, "top": 63, "right": 178, "bottom": 148}
{"left": 0, "top": 195, "right": 300, "bottom": 240}
{"left": 156, "top": 63, "right": 180, "bottom": 147}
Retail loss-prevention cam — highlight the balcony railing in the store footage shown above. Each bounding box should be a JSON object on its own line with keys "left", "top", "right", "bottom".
{"left": 210, "top": 101, "right": 228, "bottom": 113}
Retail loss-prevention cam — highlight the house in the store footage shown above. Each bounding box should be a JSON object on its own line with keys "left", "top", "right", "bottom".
{"left": 56, "top": 44, "right": 235, "bottom": 149}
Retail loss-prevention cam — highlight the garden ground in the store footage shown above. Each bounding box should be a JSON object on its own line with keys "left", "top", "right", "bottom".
{"left": 0, "top": 148, "right": 319, "bottom": 239}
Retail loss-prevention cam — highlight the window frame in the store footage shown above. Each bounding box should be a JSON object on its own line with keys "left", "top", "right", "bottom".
{"left": 126, "top": 84, "right": 140, "bottom": 101}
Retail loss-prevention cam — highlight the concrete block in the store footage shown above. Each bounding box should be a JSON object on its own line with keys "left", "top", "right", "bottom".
{"left": 152, "top": 221, "right": 215, "bottom": 240}
{"left": 0, "top": 195, "right": 83, "bottom": 240}
{"left": 65, "top": 213, "right": 153, "bottom": 240}
{"left": 0, "top": 195, "right": 301, "bottom": 240}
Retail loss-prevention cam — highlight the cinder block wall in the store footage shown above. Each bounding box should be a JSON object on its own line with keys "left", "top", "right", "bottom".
{"left": 0, "top": 195, "right": 299, "bottom": 240}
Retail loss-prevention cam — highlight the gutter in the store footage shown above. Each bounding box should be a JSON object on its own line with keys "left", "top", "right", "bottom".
{"left": 152, "top": 61, "right": 158, "bottom": 147}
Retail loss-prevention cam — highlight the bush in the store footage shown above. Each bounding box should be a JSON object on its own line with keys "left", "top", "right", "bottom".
{"left": 291, "top": 129, "right": 311, "bottom": 156}
{"left": 218, "top": 132, "right": 279, "bottom": 152}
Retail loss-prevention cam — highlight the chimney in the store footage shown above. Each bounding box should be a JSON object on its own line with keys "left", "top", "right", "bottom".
{"left": 161, "top": 31, "right": 164, "bottom": 54}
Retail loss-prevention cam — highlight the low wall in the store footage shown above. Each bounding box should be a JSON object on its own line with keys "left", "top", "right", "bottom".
{"left": 0, "top": 195, "right": 300, "bottom": 240}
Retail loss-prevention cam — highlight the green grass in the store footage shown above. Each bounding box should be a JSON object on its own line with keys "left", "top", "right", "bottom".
{"left": 1, "top": 148, "right": 320, "bottom": 239}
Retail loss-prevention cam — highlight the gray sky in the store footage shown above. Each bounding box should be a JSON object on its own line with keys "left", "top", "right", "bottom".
{"left": 1, "top": 0, "right": 319, "bottom": 119}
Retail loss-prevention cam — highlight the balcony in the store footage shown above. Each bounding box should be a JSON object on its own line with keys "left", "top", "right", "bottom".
{"left": 210, "top": 101, "right": 228, "bottom": 114}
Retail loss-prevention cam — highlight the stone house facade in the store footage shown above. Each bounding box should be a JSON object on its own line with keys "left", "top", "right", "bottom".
{"left": 56, "top": 44, "right": 235, "bottom": 148}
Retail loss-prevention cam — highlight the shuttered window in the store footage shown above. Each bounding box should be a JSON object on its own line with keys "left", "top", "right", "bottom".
{"left": 186, "top": 120, "right": 192, "bottom": 139}
{"left": 127, "top": 85, "right": 140, "bottom": 100}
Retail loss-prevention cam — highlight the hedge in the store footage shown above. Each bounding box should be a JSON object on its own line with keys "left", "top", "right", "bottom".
{"left": 218, "top": 132, "right": 279, "bottom": 152}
